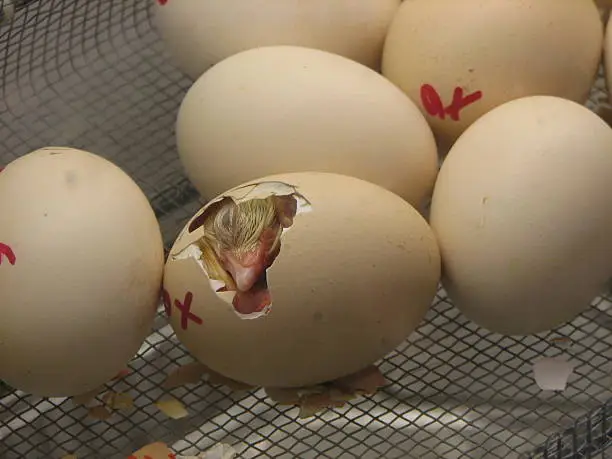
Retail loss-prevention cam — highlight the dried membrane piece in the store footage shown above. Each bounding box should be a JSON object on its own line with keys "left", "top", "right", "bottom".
{"left": 128, "top": 442, "right": 175, "bottom": 459}
{"left": 163, "top": 362, "right": 207, "bottom": 389}
{"left": 549, "top": 336, "right": 571, "bottom": 343}
{"left": 112, "top": 393, "right": 134, "bottom": 410}
{"left": 264, "top": 387, "right": 301, "bottom": 405}
{"left": 328, "top": 388, "right": 358, "bottom": 403}
{"left": 299, "top": 392, "right": 341, "bottom": 419}
{"left": 102, "top": 391, "right": 134, "bottom": 410}
{"left": 549, "top": 336, "right": 572, "bottom": 348}
{"left": 156, "top": 397, "right": 189, "bottom": 420}
{"left": 265, "top": 365, "right": 387, "bottom": 418}
{"left": 72, "top": 368, "right": 131, "bottom": 407}
{"left": 101, "top": 391, "right": 114, "bottom": 406}
{"left": 88, "top": 405, "right": 112, "bottom": 421}
{"left": 333, "top": 365, "right": 388, "bottom": 395}
{"left": 265, "top": 385, "right": 327, "bottom": 408}
{"left": 163, "top": 362, "right": 254, "bottom": 392}
{"left": 72, "top": 386, "right": 104, "bottom": 406}
{"left": 207, "top": 368, "right": 255, "bottom": 391}
{"left": 296, "top": 385, "right": 327, "bottom": 397}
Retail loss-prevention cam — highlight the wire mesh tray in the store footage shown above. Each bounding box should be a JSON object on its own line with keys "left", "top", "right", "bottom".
{"left": 2, "top": 1, "right": 612, "bottom": 458}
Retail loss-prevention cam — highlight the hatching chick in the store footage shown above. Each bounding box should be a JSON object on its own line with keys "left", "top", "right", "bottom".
{"left": 196, "top": 195, "right": 297, "bottom": 316}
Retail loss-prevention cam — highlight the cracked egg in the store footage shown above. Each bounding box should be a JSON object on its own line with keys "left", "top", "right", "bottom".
{"left": 173, "top": 181, "right": 311, "bottom": 320}
{"left": 163, "top": 172, "right": 441, "bottom": 388}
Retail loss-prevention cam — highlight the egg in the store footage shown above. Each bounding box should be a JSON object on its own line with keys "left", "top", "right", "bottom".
{"left": 153, "top": 0, "right": 401, "bottom": 80}
{"left": 162, "top": 172, "right": 441, "bottom": 388}
{"left": 0, "top": 147, "right": 164, "bottom": 397}
{"left": 176, "top": 45, "right": 439, "bottom": 209}
{"left": 382, "top": 0, "right": 604, "bottom": 148}
{"left": 429, "top": 96, "right": 612, "bottom": 336}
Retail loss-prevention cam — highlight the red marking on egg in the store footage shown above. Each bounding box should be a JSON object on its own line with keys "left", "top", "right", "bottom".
{"left": 162, "top": 289, "right": 172, "bottom": 316}
{"left": 174, "top": 291, "right": 202, "bottom": 330}
{"left": 420, "top": 84, "right": 483, "bottom": 121}
{"left": 420, "top": 84, "right": 446, "bottom": 120}
{"left": 0, "top": 243, "right": 16, "bottom": 266}
{"left": 157, "top": 0, "right": 168, "bottom": 5}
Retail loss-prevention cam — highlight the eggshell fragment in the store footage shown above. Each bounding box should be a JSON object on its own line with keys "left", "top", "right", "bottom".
{"left": 163, "top": 172, "right": 441, "bottom": 387}
{"left": 156, "top": 397, "right": 189, "bottom": 420}
{"left": 163, "top": 362, "right": 254, "bottom": 391}
{"left": 72, "top": 386, "right": 104, "bottom": 407}
{"left": 533, "top": 357, "right": 575, "bottom": 391}
{"left": 129, "top": 442, "right": 174, "bottom": 459}
{"left": 176, "top": 45, "right": 438, "bottom": 209}
{"left": 265, "top": 365, "right": 387, "bottom": 418}
{"left": 104, "top": 392, "right": 134, "bottom": 410}
{"left": 88, "top": 405, "right": 112, "bottom": 421}
{"left": 199, "top": 443, "right": 237, "bottom": 459}
{"left": 163, "top": 362, "right": 208, "bottom": 389}
{"left": 430, "top": 96, "right": 612, "bottom": 335}
{"left": 382, "top": 0, "right": 603, "bottom": 146}
{"left": 207, "top": 371, "right": 255, "bottom": 392}
{"left": 153, "top": 0, "right": 401, "bottom": 79}
{"left": 333, "top": 365, "right": 387, "bottom": 394}
{"left": 0, "top": 147, "right": 164, "bottom": 397}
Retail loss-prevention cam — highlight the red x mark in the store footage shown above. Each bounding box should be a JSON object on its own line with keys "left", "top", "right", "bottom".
{"left": 162, "top": 289, "right": 172, "bottom": 317}
{"left": 174, "top": 291, "right": 202, "bottom": 330}
{"left": 420, "top": 84, "right": 483, "bottom": 121}
{"left": 0, "top": 243, "right": 16, "bottom": 266}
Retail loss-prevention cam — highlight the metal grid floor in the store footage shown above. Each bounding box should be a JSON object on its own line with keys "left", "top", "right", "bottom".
{"left": 2, "top": 1, "right": 612, "bottom": 458}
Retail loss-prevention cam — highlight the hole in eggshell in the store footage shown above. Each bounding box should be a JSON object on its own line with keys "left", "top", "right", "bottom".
{"left": 187, "top": 181, "right": 311, "bottom": 320}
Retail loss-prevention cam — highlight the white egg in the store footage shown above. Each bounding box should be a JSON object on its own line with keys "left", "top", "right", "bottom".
{"left": 176, "top": 45, "right": 439, "bottom": 209}
{"left": 0, "top": 147, "right": 164, "bottom": 397}
{"left": 430, "top": 96, "right": 612, "bottom": 335}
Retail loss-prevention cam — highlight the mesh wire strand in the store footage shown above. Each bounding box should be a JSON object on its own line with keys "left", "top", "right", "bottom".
{"left": 1, "top": 1, "right": 612, "bottom": 458}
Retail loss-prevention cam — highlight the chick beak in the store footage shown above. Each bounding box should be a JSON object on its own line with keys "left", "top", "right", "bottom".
{"left": 221, "top": 244, "right": 272, "bottom": 316}
{"left": 221, "top": 249, "right": 264, "bottom": 292}
{"left": 221, "top": 227, "right": 281, "bottom": 291}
